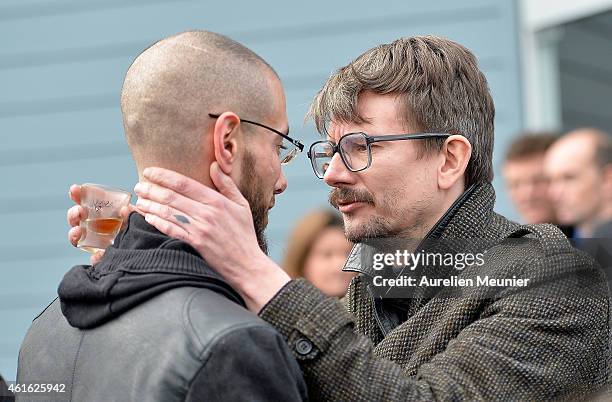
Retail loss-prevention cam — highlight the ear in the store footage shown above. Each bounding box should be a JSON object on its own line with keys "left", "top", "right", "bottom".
{"left": 211, "top": 112, "right": 242, "bottom": 176}
{"left": 437, "top": 135, "right": 472, "bottom": 190}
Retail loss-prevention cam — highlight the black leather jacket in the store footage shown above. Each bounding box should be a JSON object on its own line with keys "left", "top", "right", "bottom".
{"left": 0, "top": 374, "right": 13, "bottom": 401}
{"left": 17, "top": 213, "right": 307, "bottom": 402}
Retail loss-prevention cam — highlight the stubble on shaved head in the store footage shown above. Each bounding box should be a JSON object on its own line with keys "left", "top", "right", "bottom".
{"left": 120, "top": 30, "right": 278, "bottom": 176}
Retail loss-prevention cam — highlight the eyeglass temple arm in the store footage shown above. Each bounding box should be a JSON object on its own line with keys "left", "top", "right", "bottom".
{"left": 245, "top": 119, "right": 304, "bottom": 151}
{"left": 210, "top": 113, "right": 304, "bottom": 151}
{"left": 368, "top": 133, "right": 451, "bottom": 143}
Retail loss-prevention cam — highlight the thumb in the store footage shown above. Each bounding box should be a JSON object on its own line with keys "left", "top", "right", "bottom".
{"left": 119, "top": 204, "right": 138, "bottom": 230}
{"left": 91, "top": 251, "right": 104, "bottom": 265}
{"left": 210, "top": 162, "right": 247, "bottom": 205}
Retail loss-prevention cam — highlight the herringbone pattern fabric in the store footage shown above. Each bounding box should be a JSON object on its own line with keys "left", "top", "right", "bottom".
{"left": 260, "top": 183, "right": 610, "bottom": 401}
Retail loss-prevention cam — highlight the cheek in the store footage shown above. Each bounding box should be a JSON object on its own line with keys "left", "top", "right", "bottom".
{"left": 361, "top": 152, "right": 406, "bottom": 196}
{"left": 359, "top": 149, "right": 437, "bottom": 215}
{"left": 574, "top": 176, "right": 595, "bottom": 195}
{"left": 303, "top": 247, "right": 340, "bottom": 277}
{"left": 258, "top": 154, "right": 281, "bottom": 190}
{"left": 265, "top": 148, "right": 282, "bottom": 175}
{"left": 302, "top": 255, "right": 322, "bottom": 279}
{"left": 587, "top": 170, "right": 604, "bottom": 189}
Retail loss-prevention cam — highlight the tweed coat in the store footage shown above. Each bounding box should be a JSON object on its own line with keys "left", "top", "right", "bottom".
{"left": 260, "top": 183, "right": 610, "bottom": 401}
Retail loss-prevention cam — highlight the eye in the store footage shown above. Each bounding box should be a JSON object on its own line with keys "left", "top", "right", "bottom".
{"left": 276, "top": 143, "right": 287, "bottom": 156}
{"left": 348, "top": 143, "right": 368, "bottom": 153}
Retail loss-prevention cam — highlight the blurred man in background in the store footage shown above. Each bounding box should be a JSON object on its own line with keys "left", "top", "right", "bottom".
{"left": 503, "top": 132, "right": 558, "bottom": 224}
{"left": 545, "top": 128, "right": 612, "bottom": 238}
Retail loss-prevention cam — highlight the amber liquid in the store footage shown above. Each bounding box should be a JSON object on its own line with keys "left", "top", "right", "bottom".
{"left": 86, "top": 218, "right": 122, "bottom": 235}
{"left": 78, "top": 218, "right": 123, "bottom": 253}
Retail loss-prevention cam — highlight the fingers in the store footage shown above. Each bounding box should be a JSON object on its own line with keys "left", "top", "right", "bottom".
{"left": 126, "top": 204, "right": 139, "bottom": 215}
{"left": 142, "top": 167, "right": 222, "bottom": 205}
{"left": 91, "top": 251, "right": 104, "bottom": 265}
{"left": 136, "top": 198, "right": 193, "bottom": 230}
{"left": 69, "top": 226, "right": 82, "bottom": 247}
{"left": 69, "top": 184, "right": 81, "bottom": 204}
{"left": 118, "top": 205, "right": 135, "bottom": 230}
{"left": 143, "top": 213, "right": 191, "bottom": 243}
{"left": 210, "top": 162, "right": 248, "bottom": 206}
{"left": 134, "top": 181, "right": 208, "bottom": 219}
{"left": 67, "top": 205, "right": 86, "bottom": 228}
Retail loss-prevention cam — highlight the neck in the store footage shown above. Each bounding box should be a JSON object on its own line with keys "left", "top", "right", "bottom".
{"left": 136, "top": 168, "right": 214, "bottom": 189}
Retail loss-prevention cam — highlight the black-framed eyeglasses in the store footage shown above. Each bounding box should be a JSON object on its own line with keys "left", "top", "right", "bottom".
{"left": 209, "top": 113, "right": 304, "bottom": 165}
{"left": 307, "top": 132, "right": 451, "bottom": 179}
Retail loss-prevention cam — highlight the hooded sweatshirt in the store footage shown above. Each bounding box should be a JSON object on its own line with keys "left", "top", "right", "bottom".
{"left": 58, "top": 212, "right": 244, "bottom": 328}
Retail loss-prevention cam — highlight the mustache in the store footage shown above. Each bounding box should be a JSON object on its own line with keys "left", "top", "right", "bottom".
{"left": 329, "top": 187, "right": 375, "bottom": 209}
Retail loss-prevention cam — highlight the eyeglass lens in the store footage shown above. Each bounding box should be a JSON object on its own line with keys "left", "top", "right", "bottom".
{"left": 340, "top": 133, "right": 369, "bottom": 172}
{"left": 310, "top": 133, "right": 370, "bottom": 177}
{"left": 311, "top": 142, "right": 334, "bottom": 177}
{"left": 280, "top": 141, "right": 299, "bottom": 165}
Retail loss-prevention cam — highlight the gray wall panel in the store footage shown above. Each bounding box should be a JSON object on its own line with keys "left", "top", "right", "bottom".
{"left": 558, "top": 10, "right": 612, "bottom": 132}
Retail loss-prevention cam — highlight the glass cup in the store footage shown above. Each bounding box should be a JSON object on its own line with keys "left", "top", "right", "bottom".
{"left": 77, "top": 183, "right": 132, "bottom": 253}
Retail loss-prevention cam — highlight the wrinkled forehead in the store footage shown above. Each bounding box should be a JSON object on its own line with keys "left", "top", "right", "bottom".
{"left": 325, "top": 119, "right": 372, "bottom": 142}
{"left": 323, "top": 92, "right": 410, "bottom": 142}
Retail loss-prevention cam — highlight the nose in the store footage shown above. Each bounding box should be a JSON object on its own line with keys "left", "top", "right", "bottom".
{"left": 323, "top": 153, "right": 355, "bottom": 187}
{"left": 274, "top": 169, "right": 288, "bottom": 195}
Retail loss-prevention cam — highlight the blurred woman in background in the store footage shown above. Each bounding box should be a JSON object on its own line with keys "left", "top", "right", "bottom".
{"left": 283, "top": 210, "right": 355, "bottom": 297}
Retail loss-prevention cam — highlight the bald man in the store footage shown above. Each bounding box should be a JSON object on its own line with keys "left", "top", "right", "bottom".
{"left": 16, "top": 31, "right": 307, "bottom": 402}
{"left": 545, "top": 128, "right": 612, "bottom": 238}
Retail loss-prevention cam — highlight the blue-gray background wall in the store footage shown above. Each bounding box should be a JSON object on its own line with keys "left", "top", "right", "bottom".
{"left": 558, "top": 10, "right": 612, "bottom": 132}
{"left": 0, "top": 0, "right": 522, "bottom": 380}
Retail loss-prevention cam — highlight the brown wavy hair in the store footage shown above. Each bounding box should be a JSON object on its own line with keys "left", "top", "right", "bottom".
{"left": 307, "top": 35, "right": 495, "bottom": 186}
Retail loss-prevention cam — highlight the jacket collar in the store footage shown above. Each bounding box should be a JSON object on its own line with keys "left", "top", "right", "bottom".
{"left": 94, "top": 212, "right": 229, "bottom": 284}
{"left": 342, "top": 182, "right": 495, "bottom": 276}
{"left": 59, "top": 212, "right": 245, "bottom": 329}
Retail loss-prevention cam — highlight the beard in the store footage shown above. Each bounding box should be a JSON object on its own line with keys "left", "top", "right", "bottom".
{"left": 329, "top": 187, "right": 392, "bottom": 242}
{"left": 329, "top": 186, "right": 429, "bottom": 243}
{"left": 238, "top": 151, "right": 270, "bottom": 254}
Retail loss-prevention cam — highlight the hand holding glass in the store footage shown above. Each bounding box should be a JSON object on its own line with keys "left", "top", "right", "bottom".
{"left": 77, "top": 183, "right": 131, "bottom": 253}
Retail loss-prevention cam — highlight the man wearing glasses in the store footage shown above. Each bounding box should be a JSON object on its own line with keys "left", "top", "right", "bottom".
{"left": 128, "top": 35, "right": 610, "bottom": 400}
{"left": 18, "top": 31, "right": 308, "bottom": 401}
